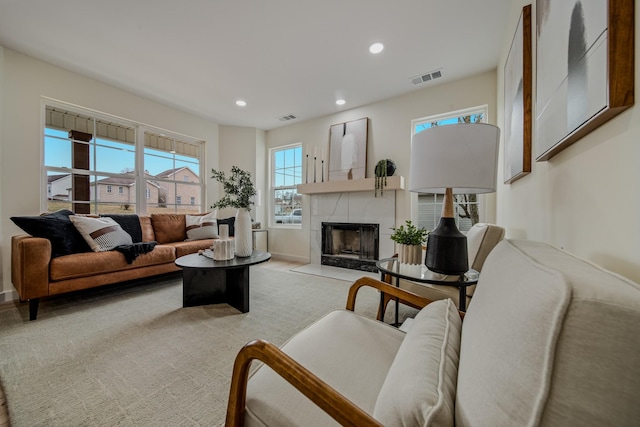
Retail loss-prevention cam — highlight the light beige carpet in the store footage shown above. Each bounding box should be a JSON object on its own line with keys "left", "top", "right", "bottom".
{"left": 0, "top": 266, "right": 413, "bottom": 426}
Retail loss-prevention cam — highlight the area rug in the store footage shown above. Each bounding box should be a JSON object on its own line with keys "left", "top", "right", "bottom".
{"left": 0, "top": 266, "right": 413, "bottom": 426}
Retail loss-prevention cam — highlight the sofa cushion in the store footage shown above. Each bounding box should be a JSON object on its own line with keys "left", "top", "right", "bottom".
{"left": 139, "top": 216, "right": 155, "bottom": 242}
{"left": 373, "top": 299, "right": 461, "bottom": 426}
{"left": 456, "top": 239, "right": 640, "bottom": 427}
{"left": 50, "top": 244, "right": 176, "bottom": 281}
{"left": 150, "top": 214, "right": 186, "bottom": 243}
{"left": 170, "top": 240, "right": 217, "bottom": 258}
{"left": 10, "top": 209, "right": 91, "bottom": 257}
{"left": 185, "top": 211, "right": 218, "bottom": 240}
{"left": 70, "top": 215, "right": 133, "bottom": 251}
{"left": 245, "top": 310, "right": 405, "bottom": 427}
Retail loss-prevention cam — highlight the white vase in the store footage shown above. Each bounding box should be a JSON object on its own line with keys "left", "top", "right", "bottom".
{"left": 234, "top": 208, "right": 253, "bottom": 257}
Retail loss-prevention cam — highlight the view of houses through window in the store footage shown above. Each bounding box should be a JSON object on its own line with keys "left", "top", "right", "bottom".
{"left": 271, "top": 144, "right": 302, "bottom": 225}
{"left": 44, "top": 103, "right": 204, "bottom": 215}
{"left": 412, "top": 106, "right": 488, "bottom": 233}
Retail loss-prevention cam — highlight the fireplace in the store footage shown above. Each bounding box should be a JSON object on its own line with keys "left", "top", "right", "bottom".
{"left": 321, "top": 222, "right": 379, "bottom": 272}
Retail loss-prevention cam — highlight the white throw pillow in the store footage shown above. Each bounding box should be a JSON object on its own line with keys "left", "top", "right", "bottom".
{"left": 69, "top": 215, "right": 133, "bottom": 252}
{"left": 185, "top": 211, "right": 219, "bottom": 241}
{"left": 373, "top": 299, "right": 462, "bottom": 427}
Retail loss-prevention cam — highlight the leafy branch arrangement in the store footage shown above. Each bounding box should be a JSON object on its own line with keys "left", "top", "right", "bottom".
{"left": 211, "top": 166, "right": 256, "bottom": 211}
{"left": 390, "top": 220, "right": 429, "bottom": 245}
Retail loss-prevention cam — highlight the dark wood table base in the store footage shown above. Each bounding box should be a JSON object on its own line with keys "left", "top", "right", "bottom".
{"left": 182, "top": 266, "right": 250, "bottom": 312}
{"left": 176, "top": 251, "right": 271, "bottom": 313}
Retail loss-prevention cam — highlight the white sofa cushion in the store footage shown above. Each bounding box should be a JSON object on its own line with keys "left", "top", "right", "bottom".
{"left": 373, "top": 298, "right": 461, "bottom": 427}
{"left": 456, "top": 239, "right": 640, "bottom": 427}
{"left": 245, "top": 310, "right": 405, "bottom": 427}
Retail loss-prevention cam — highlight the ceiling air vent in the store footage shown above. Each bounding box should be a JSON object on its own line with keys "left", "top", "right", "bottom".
{"left": 278, "top": 114, "right": 297, "bottom": 121}
{"left": 410, "top": 69, "right": 443, "bottom": 86}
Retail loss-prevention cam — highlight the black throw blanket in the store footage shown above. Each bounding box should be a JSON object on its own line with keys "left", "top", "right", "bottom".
{"left": 115, "top": 241, "right": 157, "bottom": 264}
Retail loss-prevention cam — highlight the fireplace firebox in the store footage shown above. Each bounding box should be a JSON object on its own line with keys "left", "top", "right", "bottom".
{"left": 321, "top": 222, "right": 379, "bottom": 272}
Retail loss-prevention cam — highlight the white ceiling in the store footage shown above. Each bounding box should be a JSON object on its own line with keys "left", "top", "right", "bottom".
{"left": 0, "top": 0, "right": 511, "bottom": 130}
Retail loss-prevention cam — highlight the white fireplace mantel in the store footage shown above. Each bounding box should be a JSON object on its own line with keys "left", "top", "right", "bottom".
{"left": 297, "top": 176, "right": 404, "bottom": 195}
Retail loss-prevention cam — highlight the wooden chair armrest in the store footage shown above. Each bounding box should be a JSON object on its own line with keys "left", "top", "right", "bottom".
{"left": 346, "top": 276, "right": 433, "bottom": 312}
{"left": 226, "top": 339, "right": 382, "bottom": 427}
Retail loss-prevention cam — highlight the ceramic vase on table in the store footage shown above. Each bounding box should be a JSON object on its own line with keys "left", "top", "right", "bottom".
{"left": 234, "top": 208, "right": 253, "bottom": 257}
{"left": 398, "top": 243, "right": 422, "bottom": 265}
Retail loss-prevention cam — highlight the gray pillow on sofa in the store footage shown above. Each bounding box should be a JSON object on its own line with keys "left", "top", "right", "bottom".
{"left": 373, "top": 298, "right": 462, "bottom": 426}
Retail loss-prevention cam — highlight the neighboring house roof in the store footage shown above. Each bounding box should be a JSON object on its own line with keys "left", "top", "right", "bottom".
{"left": 155, "top": 166, "right": 197, "bottom": 179}
{"left": 91, "top": 172, "right": 162, "bottom": 189}
{"left": 47, "top": 174, "right": 70, "bottom": 183}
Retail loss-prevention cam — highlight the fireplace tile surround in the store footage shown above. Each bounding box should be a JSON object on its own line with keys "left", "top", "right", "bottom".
{"left": 309, "top": 191, "right": 395, "bottom": 267}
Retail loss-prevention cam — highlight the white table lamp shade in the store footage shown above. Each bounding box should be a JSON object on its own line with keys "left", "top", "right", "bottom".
{"left": 409, "top": 123, "right": 500, "bottom": 195}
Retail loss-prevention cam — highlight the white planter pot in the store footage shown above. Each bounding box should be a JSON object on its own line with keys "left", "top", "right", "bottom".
{"left": 234, "top": 208, "right": 253, "bottom": 257}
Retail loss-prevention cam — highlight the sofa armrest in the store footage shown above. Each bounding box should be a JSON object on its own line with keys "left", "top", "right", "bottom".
{"left": 11, "top": 235, "right": 51, "bottom": 300}
{"left": 226, "top": 339, "right": 382, "bottom": 427}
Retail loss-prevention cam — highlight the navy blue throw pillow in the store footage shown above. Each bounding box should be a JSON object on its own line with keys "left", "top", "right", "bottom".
{"left": 11, "top": 209, "right": 91, "bottom": 257}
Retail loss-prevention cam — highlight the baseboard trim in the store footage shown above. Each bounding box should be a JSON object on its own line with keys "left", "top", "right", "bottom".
{"left": 268, "top": 252, "right": 309, "bottom": 264}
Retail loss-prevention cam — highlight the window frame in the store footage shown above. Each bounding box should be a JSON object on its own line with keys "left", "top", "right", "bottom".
{"left": 410, "top": 105, "right": 490, "bottom": 233}
{"left": 269, "top": 143, "right": 303, "bottom": 228}
{"left": 41, "top": 98, "right": 205, "bottom": 215}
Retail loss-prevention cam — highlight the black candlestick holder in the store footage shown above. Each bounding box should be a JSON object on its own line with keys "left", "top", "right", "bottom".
{"left": 321, "top": 160, "right": 324, "bottom": 182}
{"left": 313, "top": 156, "right": 317, "bottom": 183}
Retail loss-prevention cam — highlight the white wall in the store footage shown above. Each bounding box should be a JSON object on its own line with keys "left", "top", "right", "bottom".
{"left": 216, "top": 125, "right": 266, "bottom": 224}
{"left": 496, "top": 1, "right": 640, "bottom": 283}
{"left": 0, "top": 47, "right": 220, "bottom": 300}
{"left": 265, "top": 71, "right": 497, "bottom": 262}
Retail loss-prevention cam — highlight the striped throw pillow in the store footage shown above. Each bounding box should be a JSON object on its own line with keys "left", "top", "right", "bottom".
{"left": 70, "top": 215, "right": 133, "bottom": 252}
{"left": 185, "top": 212, "right": 219, "bottom": 241}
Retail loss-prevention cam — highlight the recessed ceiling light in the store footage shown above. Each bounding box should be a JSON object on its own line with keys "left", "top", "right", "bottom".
{"left": 235, "top": 100, "right": 247, "bottom": 107}
{"left": 336, "top": 99, "right": 346, "bottom": 106}
{"left": 369, "top": 42, "right": 384, "bottom": 54}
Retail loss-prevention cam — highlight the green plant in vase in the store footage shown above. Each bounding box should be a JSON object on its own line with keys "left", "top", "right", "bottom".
{"left": 390, "top": 220, "right": 428, "bottom": 264}
{"left": 211, "top": 166, "right": 257, "bottom": 257}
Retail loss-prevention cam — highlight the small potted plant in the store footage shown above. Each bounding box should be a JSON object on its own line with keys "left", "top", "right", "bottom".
{"left": 390, "top": 220, "right": 428, "bottom": 265}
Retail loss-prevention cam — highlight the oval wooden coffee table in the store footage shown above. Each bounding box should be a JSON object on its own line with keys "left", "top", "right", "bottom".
{"left": 175, "top": 250, "right": 271, "bottom": 312}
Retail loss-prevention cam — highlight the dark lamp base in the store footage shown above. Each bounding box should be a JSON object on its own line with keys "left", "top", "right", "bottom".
{"left": 425, "top": 217, "right": 468, "bottom": 275}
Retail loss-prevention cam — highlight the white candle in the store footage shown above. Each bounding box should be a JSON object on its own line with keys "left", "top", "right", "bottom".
{"left": 314, "top": 147, "right": 317, "bottom": 158}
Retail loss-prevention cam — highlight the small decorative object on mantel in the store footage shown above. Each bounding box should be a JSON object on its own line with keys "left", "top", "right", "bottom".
{"left": 390, "top": 220, "right": 428, "bottom": 265}
{"left": 211, "top": 166, "right": 256, "bottom": 257}
{"left": 374, "top": 159, "right": 396, "bottom": 197}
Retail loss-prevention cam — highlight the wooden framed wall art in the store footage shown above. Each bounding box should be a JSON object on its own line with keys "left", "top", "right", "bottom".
{"left": 535, "top": 0, "right": 634, "bottom": 161}
{"left": 504, "top": 4, "right": 532, "bottom": 184}
{"left": 328, "top": 117, "right": 368, "bottom": 181}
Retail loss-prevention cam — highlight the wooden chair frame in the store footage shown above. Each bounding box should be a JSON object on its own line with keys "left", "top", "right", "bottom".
{"left": 225, "top": 276, "right": 436, "bottom": 426}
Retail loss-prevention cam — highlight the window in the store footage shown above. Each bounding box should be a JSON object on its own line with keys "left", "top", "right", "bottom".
{"left": 271, "top": 144, "right": 303, "bottom": 226}
{"left": 43, "top": 101, "right": 204, "bottom": 215}
{"left": 411, "top": 105, "right": 488, "bottom": 233}
{"left": 143, "top": 131, "right": 203, "bottom": 214}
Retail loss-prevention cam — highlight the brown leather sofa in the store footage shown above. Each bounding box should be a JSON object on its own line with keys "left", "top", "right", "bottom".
{"left": 11, "top": 213, "right": 220, "bottom": 320}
